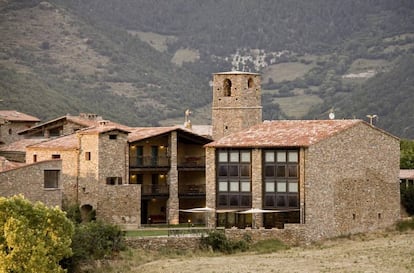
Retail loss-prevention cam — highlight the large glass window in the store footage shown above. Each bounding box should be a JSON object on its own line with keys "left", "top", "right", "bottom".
{"left": 263, "top": 150, "right": 299, "bottom": 209}
{"left": 217, "top": 149, "right": 251, "bottom": 208}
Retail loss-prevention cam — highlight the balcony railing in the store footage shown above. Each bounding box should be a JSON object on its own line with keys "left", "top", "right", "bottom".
{"left": 142, "top": 184, "right": 169, "bottom": 195}
{"left": 179, "top": 184, "right": 206, "bottom": 195}
{"left": 130, "top": 156, "right": 170, "bottom": 168}
{"left": 178, "top": 156, "right": 206, "bottom": 168}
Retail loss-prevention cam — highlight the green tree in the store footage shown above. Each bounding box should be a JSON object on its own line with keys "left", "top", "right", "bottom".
{"left": 0, "top": 195, "right": 74, "bottom": 273}
{"left": 401, "top": 139, "right": 414, "bottom": 169}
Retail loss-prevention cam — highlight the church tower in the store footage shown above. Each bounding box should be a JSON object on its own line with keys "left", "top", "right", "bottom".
{"left": 211, "top": 71, "right": 262, "bottom": 140}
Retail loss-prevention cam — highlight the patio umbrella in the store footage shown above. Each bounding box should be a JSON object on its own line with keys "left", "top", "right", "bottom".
{"left": 237, "top": 208, "right": 278, "bottom": 228}
{"left": 179, "top": 207, "right": 214, "bottom": 227}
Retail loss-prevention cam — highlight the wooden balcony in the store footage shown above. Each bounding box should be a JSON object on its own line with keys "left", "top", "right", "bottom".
{"left": 179, "top": 184, "right": 206, "bottom": 196}
{"left": 130, "top": 156, "right": 170, "bottom": 168}
{"left": 142, "top": 184, "right": 169, "bottom": 196}
{"left": 178, "top": 156, "right": 205, "bottom": 168}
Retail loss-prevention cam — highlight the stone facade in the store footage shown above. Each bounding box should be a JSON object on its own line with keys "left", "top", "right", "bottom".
{"left": 0, "top": 159, "right": 62, "bottom": 207}
{"left": 303, "top": 123, "right": 400, "bottom": 241}
{"left": 211, "top": 72, "right": 262, "bottom": 139}
{"left": 98, "top": 184, "right": 141, "bottom": 229}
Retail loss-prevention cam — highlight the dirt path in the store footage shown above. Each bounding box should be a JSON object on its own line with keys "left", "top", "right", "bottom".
{"left": 133, "top": 231, "right": 414, "bottom": 273}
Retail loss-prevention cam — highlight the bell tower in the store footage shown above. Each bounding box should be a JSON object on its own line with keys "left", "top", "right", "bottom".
{"left": 211, "top": 71, "right": 262, "bottom": 140}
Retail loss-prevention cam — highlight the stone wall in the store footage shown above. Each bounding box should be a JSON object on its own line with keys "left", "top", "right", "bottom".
{"left": 304, "top": 123, "right": 400, "bottom": 241}
{"left": 225, "top": 225, "right": 306, "bottom": 246}
{"left": 211, "top": 72, "right": 262, "bottom": 139}
{"left": 205, "top": 147, "right": 216, "bottom": 227}
{"left": 26, "top": 146, "right": 79, "bottom": 205}
{"left": 0, "top": 160, "right": 62, "bottom": 207}
{"left": 125, "top": 236, "right": 201, "bottom": 251}
{"left": 0, "top": 121, "right": 36, "bottom": 146}
{"left": 98, "top": 184, "right": 141, "bottom": 229}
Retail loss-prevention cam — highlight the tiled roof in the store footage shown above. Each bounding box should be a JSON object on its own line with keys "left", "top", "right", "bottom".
{"left": 177, "top": 125, "right": 213, "bottom": 138}
{"left": 400, "top": 169, "right": 414, "bottom": 179}
{"left": 128, "top": 126, "right": 212, "bottom": 143}
{"left": 206, "top": 119, "right": 364, "bottom": 148}
{"left": 27, "top": 134, "right": 78, "bottom": 150}
{"left": 0, "top": 138, "right": 47, "bottom": 152}
{"left": 0, "top": 156, "right": 26, "bottom": 171}
{"left": 214, "top": 71, "right": 260, "bottom": 75}
{"left": 128, "top": 126, "right": 181, "bottom": 142}
{"left": 0, "top": 110, "right": 40, "bottom": 122}
{"left": 17, "top": 114, "right": 132, "bottom": 135}
{"left": 77, "top": 124, "right": 131, "bottom": 135}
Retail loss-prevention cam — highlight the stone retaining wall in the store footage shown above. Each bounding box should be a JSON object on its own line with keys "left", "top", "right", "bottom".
{"left": 125, "top": 236, "right": 201, "bottom": 251}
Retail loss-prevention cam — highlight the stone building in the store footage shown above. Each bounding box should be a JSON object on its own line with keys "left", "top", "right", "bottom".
{"left": 205, "top": 71, "right": 400, "bottom": 242}
{"left": 0, "top": 110, "right": 40, "bottom": 146}
{"left": 0, "top": 71, "right": 401, "bottom": 241}
{"left": 127, "top": 126, "right": 211, "bottom": 225}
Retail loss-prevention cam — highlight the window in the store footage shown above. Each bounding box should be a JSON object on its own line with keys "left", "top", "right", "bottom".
{"left": 248, "top": 78, "right": 254, "bottom": 88}
{"left": 109, "top": 134, "right": 117, "bottom": 140}
{"left": 223, "top": 79, "right": 232, "bottom": 96}
{"left": 33, "top": 154, "right": 37, "bottom": 163}
{"left": 217, "top": 149, "right": 251, "bottom": 208}
{"left": 52, "top": 154, "right": 61, "bottom": 159}
{"left": 106, "top": 177, "right": 122, "bottom": 185}
{"left": 8, "top": 128, "right": 12, "bottom": 135}
{"left": 44, "top": 170, "right": 59, "bottom": 188}
{"left": 85, "top": 152, "right": 91, "bottom": 161}
{"left": 263, "top": 149, "right": 299, "bottom": 209}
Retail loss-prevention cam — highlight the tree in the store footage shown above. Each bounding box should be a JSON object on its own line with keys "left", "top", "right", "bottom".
{"left": 401, "top": 139, "right": 414, "bottom": 169}
{"left": 0, "top": 195, "right": 74, "bottom": 273}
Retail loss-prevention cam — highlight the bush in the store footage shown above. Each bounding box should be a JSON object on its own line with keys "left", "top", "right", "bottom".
{"left": 200, "top": 231, "right": 250, "bottom": 254}
{"left": 396, "top": 218, "right": 414, "bottom": 232}
{"left": 62, "top": 220, "right": 126, "bottom": 272}
{"left": 250, "top": 239, "right": 289, "bottom": 254}
{"left": 401, "top": 185, "right": 414, "bottom": 215}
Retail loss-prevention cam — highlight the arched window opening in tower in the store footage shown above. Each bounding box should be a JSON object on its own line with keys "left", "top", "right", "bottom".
{"left": 248, "top": 77, "right": 254, "bottom": 89}
{"left": 223, "top": 79, "right": 232, "bottom": 96}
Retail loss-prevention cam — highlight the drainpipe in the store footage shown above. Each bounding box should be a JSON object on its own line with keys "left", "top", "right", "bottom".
{"left": 76, "top": 133, "right": 81, "bottom": 204}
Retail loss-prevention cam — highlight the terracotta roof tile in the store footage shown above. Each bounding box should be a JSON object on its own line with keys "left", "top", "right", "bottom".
{"left": 27, "top": 134, "right": 78, "bottom": 150}
{"left": 17, "top": 114, "right": 132, "bottom": 135}
{"left": 77, "top": 124, "right": 131, "bottom": 135}
{"left": 128, "top": 126, "right": 180, "bottom": 142}
{"left": 400, "top": 169, "right": 414, "bottom": 179}
{"left": 0, "top": 156, "right": 26, "bottom": 171}
{"left": 206, "top": 120, "right": 363, "bottom": 148}
{"left": 0, "top": 138, "right": 48, "bottom": 152}
{"left": 0, "top": 110, "right": 40, "bottom": 122}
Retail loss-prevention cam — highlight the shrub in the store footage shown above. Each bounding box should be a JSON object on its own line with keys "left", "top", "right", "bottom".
{"left": 200, "top": 231, "right": 250, "bottom": 254}
{"left": 401, "top": 185, "right": 414, "bottom": 215}
{"left": 62, "top": 220, "right": 126, "bottom": 272}
{"left": 396, "top": 218, "right": 414, "bottom": 232}
{"left": 250, "top": 239, "right": 289, "bottom": 254}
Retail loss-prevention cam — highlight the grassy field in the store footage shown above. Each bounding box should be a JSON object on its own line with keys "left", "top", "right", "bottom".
{"left": 262, "top": 62, "right": 315, "bottom": 83}
{"left": 90, "top": 227, "right": 414, "bottom": 273}
{"left": 263, "top": 92, "right": 323, "bottom": 118}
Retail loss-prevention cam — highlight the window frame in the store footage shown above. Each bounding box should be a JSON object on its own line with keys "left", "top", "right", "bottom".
{"left": 44, "top": 170, "right": 59, "bottom": 189}
{"left": 263, "top": 149, "right": 299, "bottom": 209}
{"left": 216, "top": 149, "right": 252, "bottom": 209}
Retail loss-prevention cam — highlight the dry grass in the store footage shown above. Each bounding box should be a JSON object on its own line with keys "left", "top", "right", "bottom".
{"left": 262, "top": 62, "right": 315, "bottom": 83}
{"left": 97, "top": 229, "right": 414, "bottom": 273}
{"left": 272, "top": 93, "right": 323, "bottom": 118}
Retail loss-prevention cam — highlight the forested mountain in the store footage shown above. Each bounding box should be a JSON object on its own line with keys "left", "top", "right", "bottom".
{"left": 1, "top": 0, "right": 414, "bottom": 137}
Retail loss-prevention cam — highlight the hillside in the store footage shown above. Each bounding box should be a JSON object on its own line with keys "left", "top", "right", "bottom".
{"left": 1, "top": 0, "right": 414, "bottom": 137}
{"left": 0, "top": 0, "right": 210, "bottom": 126}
